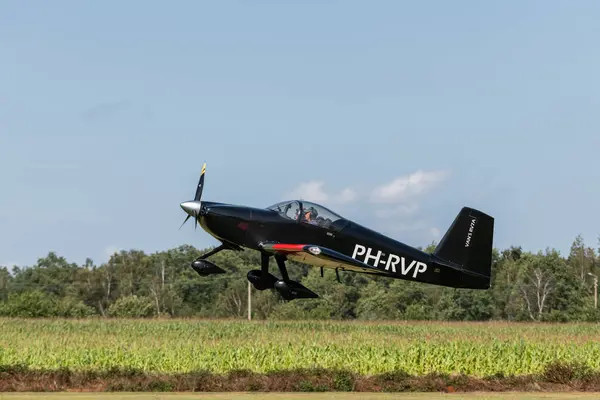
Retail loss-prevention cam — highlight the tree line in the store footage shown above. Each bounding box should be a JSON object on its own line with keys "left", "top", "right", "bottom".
{"left": 0, "top": 234, "right": 598, "bottom": 321}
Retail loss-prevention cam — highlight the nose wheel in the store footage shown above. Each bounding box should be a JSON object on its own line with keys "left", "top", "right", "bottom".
{"left": 190, "top": 242, "right": 241, "bottom": 277}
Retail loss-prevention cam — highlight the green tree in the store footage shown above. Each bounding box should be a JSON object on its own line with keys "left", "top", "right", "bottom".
{"left": 437, "top": 288, "right": 494, "bottom": 320}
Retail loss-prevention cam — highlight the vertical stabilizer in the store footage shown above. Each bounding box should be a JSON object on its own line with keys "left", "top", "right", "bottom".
{"left": 433, "top": 207, "right": 494, "bottom": 289}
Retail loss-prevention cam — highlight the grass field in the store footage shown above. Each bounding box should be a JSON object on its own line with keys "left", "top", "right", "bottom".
{"left": 1, "top": 318, "right": 600, "bottom": 392}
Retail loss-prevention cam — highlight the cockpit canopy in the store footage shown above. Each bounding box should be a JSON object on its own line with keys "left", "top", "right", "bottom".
{"left": 267, "top": 200, "right": 347, "bottom": 230}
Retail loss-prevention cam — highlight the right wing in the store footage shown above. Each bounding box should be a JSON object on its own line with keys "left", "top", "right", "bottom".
{"left": 260, "top": 242, "right": 391, "bottom": 276}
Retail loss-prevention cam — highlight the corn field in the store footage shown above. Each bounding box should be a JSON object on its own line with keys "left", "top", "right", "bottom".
{"left": 1, "top": 318, "right": 599, "bottom": 377}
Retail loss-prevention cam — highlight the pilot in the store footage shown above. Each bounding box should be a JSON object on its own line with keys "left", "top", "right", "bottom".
{"left": 303, "top": 207, "right": 319, "bottom": 225}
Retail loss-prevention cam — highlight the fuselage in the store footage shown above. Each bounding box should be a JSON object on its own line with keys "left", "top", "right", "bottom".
{"left": 196, "top": 201, "right": 432, "bottom": 274}
{"left": 180, "top": 162, "right": 493, "bottom": 292}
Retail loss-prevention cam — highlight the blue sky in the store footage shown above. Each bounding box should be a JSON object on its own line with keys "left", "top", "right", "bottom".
{"left": 2, "top": 0, "right": 599, "bottom": 267}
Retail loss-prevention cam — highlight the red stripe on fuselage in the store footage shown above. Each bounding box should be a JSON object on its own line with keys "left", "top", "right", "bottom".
{"left": 271, "top": 244, "right": 306, "bottom": 251}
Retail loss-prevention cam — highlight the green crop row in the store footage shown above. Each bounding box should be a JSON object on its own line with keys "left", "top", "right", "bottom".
{"left": 1, "top": 318, "right": 599, "bottom": 377}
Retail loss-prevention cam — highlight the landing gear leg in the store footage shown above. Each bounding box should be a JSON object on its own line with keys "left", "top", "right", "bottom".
{"left": 194, "top": 244, "right": 226, "bottom": 262}
{"left": 275, "top": 255, "right": 290, "bottom": 281}
{"left": 261, "top": 252, "right": 270, "bottom": 275}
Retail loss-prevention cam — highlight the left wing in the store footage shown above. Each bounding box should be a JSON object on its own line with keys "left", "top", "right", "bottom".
{"left": 260, "top": 242, "right": 390, "bottom": 276}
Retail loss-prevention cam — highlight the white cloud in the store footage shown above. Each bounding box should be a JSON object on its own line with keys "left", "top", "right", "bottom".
{"left": 335, "top": 188, "right": 357, "bottom": 204}
{"left": 286, "top": 169, "right": 448, "bottom": 207}
{"left": 370, "top": 170, "right": 449, "bottom": 204}
{"left": 285, "top": 181, "right": 357, "bottom": 205}
{"left": 374, "top": 203, "right": 419, "bottom": 218}
{"left": 286, "top": 181, "right": 329, "bottom": 202}
{"left": 430, "top": 227, "right": 441, "bottom": 238}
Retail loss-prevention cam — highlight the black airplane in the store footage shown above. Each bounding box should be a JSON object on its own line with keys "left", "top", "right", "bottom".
{"left": 179, "top": 163, "right": 495, "bottom": 300}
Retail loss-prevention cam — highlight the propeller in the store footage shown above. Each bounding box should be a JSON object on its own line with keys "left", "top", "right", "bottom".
{"left": 180, "top": 162, "right": 206, "bottom": 230}
{"left": 194, "top": 162, "right": 206, "bottom": 201}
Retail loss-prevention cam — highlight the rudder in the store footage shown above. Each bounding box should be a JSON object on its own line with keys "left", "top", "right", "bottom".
{"left": 432, "top": 207, "right": 494, "bottom": 289}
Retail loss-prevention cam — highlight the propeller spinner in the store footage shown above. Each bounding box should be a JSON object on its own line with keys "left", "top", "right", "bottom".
{"left": 180, "top": 162, "right": 206, "bottom": 230}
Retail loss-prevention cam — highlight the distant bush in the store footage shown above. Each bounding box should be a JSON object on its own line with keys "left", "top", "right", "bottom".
{"left": 107, "top": 295, "right": 155, "bottom": 318}
{"left": 0, "top": 291, "right": 57, "bottom": 317}
{"left": 0, "top": 290, "right": 97, "bottom": 317}
{"left": 56, "top": 297, "right": 97, "bottom": 318}
{"left": 403, "top": 303, "right": 432, "bottom": 320}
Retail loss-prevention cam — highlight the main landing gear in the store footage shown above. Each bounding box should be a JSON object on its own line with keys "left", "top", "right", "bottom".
{"left": 190, "top": 243, "right": 318, "bottom": 300}
{"left": 247, "top": 253, "right": 318, "bottom": 300}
